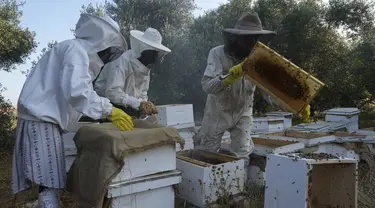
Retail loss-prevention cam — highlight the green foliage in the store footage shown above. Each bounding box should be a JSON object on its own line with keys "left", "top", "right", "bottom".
{"left": 0, "top": 84, "right": 15, "bottom": 150}
{"left": 0, "top": 0, "right": 37, "bottom": 149}
{"left": 80, "top": 3, "right": 105, "bottom": 17}
{"left": 0, "top": 0, "right": 37, "bottom": 72}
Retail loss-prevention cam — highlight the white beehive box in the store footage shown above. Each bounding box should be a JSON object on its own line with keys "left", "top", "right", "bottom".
{"left": 259, "top": 130, "right": 370, "bottom": 147}
{"left": 156, "top": 104, "right": 195, "bottom": 129}
{"left": 108, "top": 170, "right": 182, "bottom": 208}
{"left": 265, "top": 154, "right": 358, "bottom": 208}
{"left": 324, "top": 108, "right": 360, "bottom": 133}
{"left": 253, "top": 117, "right": 284, "bottom": 134}
{"left": 64, "top": 143, "right": 177, "bottom": 182}
{"left": 266, "top": 111, "right": 293, "bottom": 128}
{"left": 289, "top": 121, "right": 349, "bottom": 133}
{"left": 176, "top": 150, "right": 245, "bottom": 207}
{"left": 177, "top": 129, "right": 194, "bottom": 151}
{"left": 111, "top": 144, "right": 177, "bottom": 183}
{"left": 63, "top": 123, "right": 178, "bottom": 178}
{"left": 288, "top": 122, "right": 330, "bottom": 133}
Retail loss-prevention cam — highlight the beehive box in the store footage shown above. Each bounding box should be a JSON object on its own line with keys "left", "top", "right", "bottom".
{"left": 253, "top": 117, "right": 284, "bottom": 134}
{"left": 266, "top": 111, "right": 293, "bottom": 128}
{"left": 177, "top": 129, "right": 194, "bottom": 151}
{"left": 108, "top": 170, "right": 182, "bottom": 208}
{"left": 243, "top": 41, "right": 325, "bottom": 114}
{"left": 176, "top": 150, "right": 245, "bottom": 207}
{"left": 111, "top": 144, "right": 177, "bottom": 183}
{"left": 156, "top": 104, "right": 195, "bottom": 129}
{"left": 324, "top": 108, "right": 360, "bottom": 133}
{"left": 62, "top": 134, "right": 178, "bottom": 181}
{"left": 265, "top": 154, "right": 358, "bottom": 208}
{"left": 251, "top": 137, "right": 305, "bottom": 156}
{"left": 258, "top": 130, "right": 370, "bottom": 147}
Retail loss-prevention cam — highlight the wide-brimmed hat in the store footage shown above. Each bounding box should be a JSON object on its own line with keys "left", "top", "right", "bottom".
{"left": 224, "top": 12, "right": 275, "bottom": 35}
{"left": 130, "top": 28, "right": 171, "bottom": 53}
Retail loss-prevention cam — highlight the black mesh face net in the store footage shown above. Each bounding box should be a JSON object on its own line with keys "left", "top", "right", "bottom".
{"left": 97, "top": 46, "right": 125, "bottom": 64}
{"left": 223, "top": 31, "right": 259, "bottom": 60}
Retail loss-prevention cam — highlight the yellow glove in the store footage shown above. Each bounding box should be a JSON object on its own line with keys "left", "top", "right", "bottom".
{"left": 222, "top": 59, "right": 247, "bottom": 86}
{"left": 300, "top": 105, "right": 311, "bottom": 123}
{"left": 108, "top": 107, "right": 134, "bottom": 131}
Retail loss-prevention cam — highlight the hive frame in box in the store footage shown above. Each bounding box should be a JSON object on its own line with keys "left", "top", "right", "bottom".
{"left": 243, "top": 41, "right": 325, "bottom": 114}
{"left": 265, "top": 154, "right": 357, "bottom": 208}
{"left": 176, "top": 150, "right": 245, "bottom": 208}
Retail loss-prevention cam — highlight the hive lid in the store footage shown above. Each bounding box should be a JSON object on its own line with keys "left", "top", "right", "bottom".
{"left": 266, "top": 111, "right": 293, "bottom": 117}
{"left": 324, "top": 108, "right": 360, "bottom": 116}
{"left": 289, "top": 122, "right": 330, "bottom": 132}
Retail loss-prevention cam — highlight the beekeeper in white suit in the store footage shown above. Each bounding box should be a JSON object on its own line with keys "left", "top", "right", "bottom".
{"left": 94, "top": 27, "right": 171, "bottom": 117}
{"left": 12, "top": 14, "right": 133, "bottom": 207}
{"left": 193, "top": 13, "right": 277, "bottom": 167}
{"left": 194, "top": 13, "right": 310, "bottom": 170}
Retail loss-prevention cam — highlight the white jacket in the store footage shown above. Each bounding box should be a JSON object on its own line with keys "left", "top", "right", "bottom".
{"left": 17, "top": 14, "right": 127, "bottom": 131}
{"left": 94, "top": 50, "right": 151, "bottom": 106}
{"left": 94, "top": 33, "right": 166, "bottom": 108}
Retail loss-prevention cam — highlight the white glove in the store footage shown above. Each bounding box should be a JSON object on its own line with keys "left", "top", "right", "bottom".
{"left": 123, "top": 94, "right": 142, "bottom": 110}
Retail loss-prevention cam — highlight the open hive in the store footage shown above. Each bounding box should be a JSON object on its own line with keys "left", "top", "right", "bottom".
{"left": 243, "top": 42, "right": 325, "bottom": 114}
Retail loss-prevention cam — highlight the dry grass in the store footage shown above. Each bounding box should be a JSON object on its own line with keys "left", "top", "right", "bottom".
{"left": 0, "top": 151, "right": 82, "bottom": 208}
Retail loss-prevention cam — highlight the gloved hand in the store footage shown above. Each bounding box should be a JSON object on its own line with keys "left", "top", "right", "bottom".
{"left": 300, "top": 104, "right": 311, "bottom": 123}
{"left": 222, "top": 59, "right": 247, "bottom": 86}
{"left": 140, "top": 101, "right": 158, "bottom": 116}
{"left": 108, "top": 107, "right": 134, "bottom": 131}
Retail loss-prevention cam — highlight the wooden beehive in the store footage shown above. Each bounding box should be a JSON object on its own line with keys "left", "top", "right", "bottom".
{"left": 265, "top": 154, "right": 358, "bottom": 208}
{"left": 243, "top": 42, "right": 325, "bottom": 114}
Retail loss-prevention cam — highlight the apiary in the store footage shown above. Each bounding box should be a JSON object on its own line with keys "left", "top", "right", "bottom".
{"left": 176, "top": 150, "right": 245, "bottom": 208}
{"left": 265, "top": 153, "right": 358, "bottom": 208}
{"left": 242, "top": 41, "right": 325, "bottom": 114}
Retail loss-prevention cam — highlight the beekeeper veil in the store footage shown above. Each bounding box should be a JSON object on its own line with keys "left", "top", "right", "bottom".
{"left": 130, "top": 28, "right": 171, "bottom": 70}
{"left": 75, "top": 13, "right": 128, "bottom": 80}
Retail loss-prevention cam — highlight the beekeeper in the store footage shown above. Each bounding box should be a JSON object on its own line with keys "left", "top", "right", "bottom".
{"left": 193, "top": 13, "right": 310, "bottom": 165}
{"left": 94, "top": 27, "right": 171, "bottom": 117}
{"left": 12, "top": 14, "right": 132, "bottom": 207}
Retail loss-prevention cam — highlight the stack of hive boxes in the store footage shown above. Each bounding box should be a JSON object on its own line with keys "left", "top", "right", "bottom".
{"left": 63, "top": 123, "right": 182, "bottom": 208}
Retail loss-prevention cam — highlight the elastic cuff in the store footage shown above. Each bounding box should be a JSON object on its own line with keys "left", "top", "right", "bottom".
{"left": 123, "top": 95, "right": 141, "bottom": 109}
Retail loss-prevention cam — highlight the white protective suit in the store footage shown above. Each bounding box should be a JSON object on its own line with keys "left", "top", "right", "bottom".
{"left": 194, "top": 45, "right": 276, "bottom": 162}
{"left": 17, "top": 14, "right": 127, "bottom": 131}
{"left": 94, "top": 33, "right": 166, "bottom": 109}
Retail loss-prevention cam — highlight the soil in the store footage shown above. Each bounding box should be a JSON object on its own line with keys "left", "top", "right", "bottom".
{"left": 250, "top": 57, "right": 309, "bottom": 100}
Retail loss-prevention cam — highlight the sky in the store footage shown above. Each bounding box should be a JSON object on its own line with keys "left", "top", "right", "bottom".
{"left": 0, "top": 0, "right": 227, "bottom": 105}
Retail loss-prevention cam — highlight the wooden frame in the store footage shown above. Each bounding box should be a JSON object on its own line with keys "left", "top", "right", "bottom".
{"left": 243, "top": 42, "right": 325, "bottom": 114}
